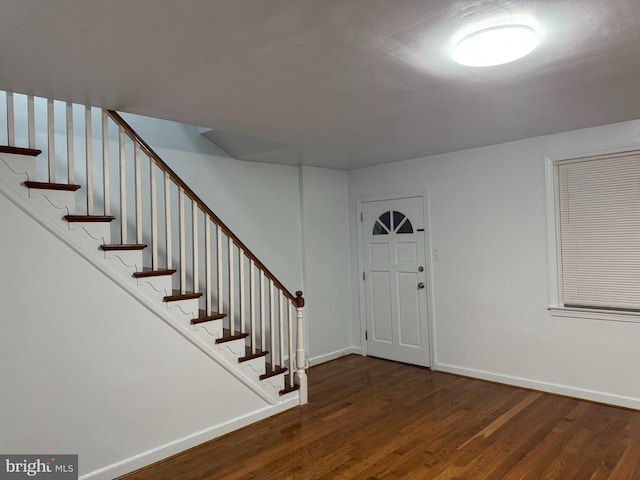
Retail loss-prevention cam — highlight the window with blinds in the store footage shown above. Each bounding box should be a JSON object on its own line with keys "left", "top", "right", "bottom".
{"left": 557, "top": 152, "right": 640, "bottom": 311}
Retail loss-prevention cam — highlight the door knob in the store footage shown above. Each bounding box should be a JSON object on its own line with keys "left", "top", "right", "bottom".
{"left": 418, "top": 282, "right": 425, "bottom": 289}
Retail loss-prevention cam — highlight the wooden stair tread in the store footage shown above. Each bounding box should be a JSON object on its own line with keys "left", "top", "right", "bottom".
{"left": 23, "top": 181, "right": 81, "bottom": 191}
{"left": 163, "top": 290, "right": 203, "bottom": 302}
{"left": 260, "top": 363, "right": 288, "bottom": 380}
{"left": 0, "top": 146, "right": 41, "bottom": 156}
{"left": 63, "top": 214, "right": 116, "bottom": 222}
{"left": 191, "top": 310, "right": 227, "bottom": 325}
{"left": 215, "top": 328, "right": 249, "bottom": 344}
{"left": 133, "top": 268, "right": 177, "bottom": 278}
{"left": 279, "top": 377, "right": 300, "bottom": 395}
{"left": 238, "top": 347, "right": 269, "bottom": 363}
{"left": 100, "top": 244, "right": 147, "bottom": 251}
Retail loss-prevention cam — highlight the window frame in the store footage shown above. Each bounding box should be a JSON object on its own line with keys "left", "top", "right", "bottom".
{"left": 545, "top": 147, "right": 640, "bottom": 324}
{"left": 372, "top": 210, "right": 414, "bottom": 235}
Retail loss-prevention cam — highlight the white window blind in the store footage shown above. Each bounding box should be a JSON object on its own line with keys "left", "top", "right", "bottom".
{"left": 557, "top": 152, "right": 640, "bottom": 311}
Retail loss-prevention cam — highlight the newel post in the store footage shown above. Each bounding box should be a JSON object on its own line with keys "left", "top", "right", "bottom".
{"left": 294, "top": 291, "right": 308, "bottom": 404}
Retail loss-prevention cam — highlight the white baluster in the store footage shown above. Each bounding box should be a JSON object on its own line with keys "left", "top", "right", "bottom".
{"left": 279, "top": 291, "right": 285, "bottom": 369}
{"left": 102, "top": 111, "right": 110, "bottom": 215}
{"left": 260, "top": 273, "right": 266, "bottom": 352}
{"left": 27, "top": 96, "right": 35, "bottom": 149}
{"left": 288, "top": 303, "right": 294, "bottom": 386}
{"left": 85, "top": 106, "right": 93, "bottom": 214}
{"left": 66, "top": 103, "right": 74, "bottom": 183}
{"left": 228, "top": 239, "right": 235, "bottom": 334}
{"left": 250, "top": 260, "right": 256, "bottom": 351}
{"left": 270, "top": 280, "right": 275, "bottom": 365}
{"left": 205, "top": 218, "right": 212, "bottom": 315}
{"left": 217, "top": 225, "right": 223, "bottom": 314}
{"left": 6, "top": 92, "right": 15, "bottom": 146}
{"left": 192, "top": 201, "right": 199, "bottom": 293}
{"left": 164, "top": 173, "right": 172, "bottom": 269}
{"left": 47, "top": 99, "right": 55, "bottom": 183}
{"left": 119, "top": 126, "right": 127, "bottom": 241}
{"left": 295, "top": 292, "right": 308, "bottom": 404}
{"left": 240, "top": 253, "right": 245, "bottom": 334}
{"left": 179, "top": 187, "right": 186, "bottom": 294}
{"left": 150, "top": 159, "right": 158, "bottom": 269}
{"left": 134, "top": 143, "right": 142, "bottom": 244}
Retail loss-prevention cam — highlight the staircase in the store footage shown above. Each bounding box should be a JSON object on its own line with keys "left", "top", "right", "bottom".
{"left": 0, "top": 91, "right": 307, "bottom": 407}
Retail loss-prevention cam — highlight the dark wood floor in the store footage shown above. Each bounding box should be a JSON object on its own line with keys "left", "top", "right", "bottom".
{"left": 119, "top": 355, "right": 640, "bottom": 480}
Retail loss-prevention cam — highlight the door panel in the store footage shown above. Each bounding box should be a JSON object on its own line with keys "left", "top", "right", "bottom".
{"left": 396, "top": 242, "right": 417, "bottom": 263}
{"left": 397, "top": 271, "right": 421, "bottom": 347}
{"left": 370, "top": 243, "right": 390, "bottom": 263}
{"left": 362, "top": 196, "right": 430, "bottom": 367}
{"left": 371, "top": 271, "right": 392, "bottom": 342}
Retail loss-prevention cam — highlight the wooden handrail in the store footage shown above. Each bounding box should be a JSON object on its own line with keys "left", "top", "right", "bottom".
{"left": 107, "top": 110, "right": 298, "bottom": 303}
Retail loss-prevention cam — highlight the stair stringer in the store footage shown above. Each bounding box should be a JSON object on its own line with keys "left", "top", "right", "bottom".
{"left": 0, "top": 151, "right": 294, "bottom": 406}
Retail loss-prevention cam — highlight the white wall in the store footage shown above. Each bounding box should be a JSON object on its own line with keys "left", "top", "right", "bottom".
{"left": 0, "top": 193, "right": 272, "bottom": 478}
{"left": 349, "top": 118, "right": 640, "bottom": 409}
{"left": 300, "top": 166, "right": 353, "bottom": 363}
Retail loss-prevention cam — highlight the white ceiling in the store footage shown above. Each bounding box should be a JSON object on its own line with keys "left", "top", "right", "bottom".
{"left": 1, "top": 0, "right": 640, "bottom": 169}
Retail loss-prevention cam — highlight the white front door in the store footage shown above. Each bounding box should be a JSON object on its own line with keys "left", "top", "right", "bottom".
{"left": 361, "top": 196, "right": 430, "bottom": 367}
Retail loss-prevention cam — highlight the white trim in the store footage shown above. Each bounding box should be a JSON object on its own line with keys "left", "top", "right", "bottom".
{"left": 79, "top": 398, "right": 298, "bottom": 480}
{"left": 424, "top": 191, "right": 437, "bottom": 368}
{"left": 544, "top": 155, "right": 562, "bottom": 306}
{"left": 548, "top": 306, "right": 640, "bottom": 324}
{"left": 355, "top": 191, "right": 435, "bottom": 368}
{"left": 434, "top": 362, "right": 640, "bottom": 410}
{"left": 308, "top": 346, "right": 362, "bottom": 366}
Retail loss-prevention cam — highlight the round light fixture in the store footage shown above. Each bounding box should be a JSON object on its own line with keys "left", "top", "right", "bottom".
{"left": 453, "top": 24, "right": 539, "bottom": 67}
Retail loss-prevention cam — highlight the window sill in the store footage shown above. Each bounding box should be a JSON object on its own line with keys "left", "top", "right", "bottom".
{"left": 548, "top": 306, "right": 640, "bottom": 324}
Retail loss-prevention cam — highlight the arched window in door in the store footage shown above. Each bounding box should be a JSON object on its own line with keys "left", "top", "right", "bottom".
{"left": 372, "top": 210, "right": 413, "bottom": 235}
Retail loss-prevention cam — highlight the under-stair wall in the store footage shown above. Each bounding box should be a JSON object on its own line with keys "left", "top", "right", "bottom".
{"left": 0, "top": 187, "right": 296, "bottom": 479}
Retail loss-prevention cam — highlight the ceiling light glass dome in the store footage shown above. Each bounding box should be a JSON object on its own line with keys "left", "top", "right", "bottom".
{"left": 453, "top": 24, "right": 539, "bottom": 67}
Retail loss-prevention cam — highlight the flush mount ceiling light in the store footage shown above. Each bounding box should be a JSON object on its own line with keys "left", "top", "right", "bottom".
{"left": 453, "top": 24, "right": 539, "bottom": 67}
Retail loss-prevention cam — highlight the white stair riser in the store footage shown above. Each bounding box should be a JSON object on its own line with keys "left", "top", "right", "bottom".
{"left": 27, "top": 189, "right": 76, "bottom": 214}
{"left": 192, "top": 322, "right": 224, "bottom": 343}
{"left": 102, "top": 249, "right": 144, "bottom": 273}
{"left": 0, "top": 153, "right": 36, "bottom": 182}
{"left": 239, "top": 356, "right": 267, "bottom": 376}
{"left": 0, "top": 155, "right": 36, "bottom": 201}
{"left": 216, "top": 337, "right": 246, "bottom": 359}
{"left": 163, "top": 298, "right": 200, "bottom": 322}
{"left": 66, "top": 221, "right": 112, "bottom": 246}
{"left": 260, "top": 375, "right": 285, "bottom": 396}
{"left": 134, "top": 275, "right": 173, "bottom": 300}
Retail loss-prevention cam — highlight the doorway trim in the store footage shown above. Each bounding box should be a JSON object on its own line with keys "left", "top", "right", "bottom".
{"left": 356, "top": 191, "right": 436, "bottom": 368}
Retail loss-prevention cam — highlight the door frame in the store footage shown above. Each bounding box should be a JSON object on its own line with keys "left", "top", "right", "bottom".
{"left": 356, "top": 191, "right": 436, "bottom": 367}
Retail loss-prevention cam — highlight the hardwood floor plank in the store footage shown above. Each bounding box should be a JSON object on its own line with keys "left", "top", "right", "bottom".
{"left": 458, "top": 391, "right": 542, "bottom": 449}
{"left": 117, "top": 355, "right": 640, "bottom": 480}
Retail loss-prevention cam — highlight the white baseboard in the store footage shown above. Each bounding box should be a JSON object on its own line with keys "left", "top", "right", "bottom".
{"left": 434, "top": 362, "right": 640, "bottom": 410}
{"left": 80, "top": 397, "right": 298, "bottom": 480}
{"left": 309, "top": 346, "right": 362, "bottom": 366}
